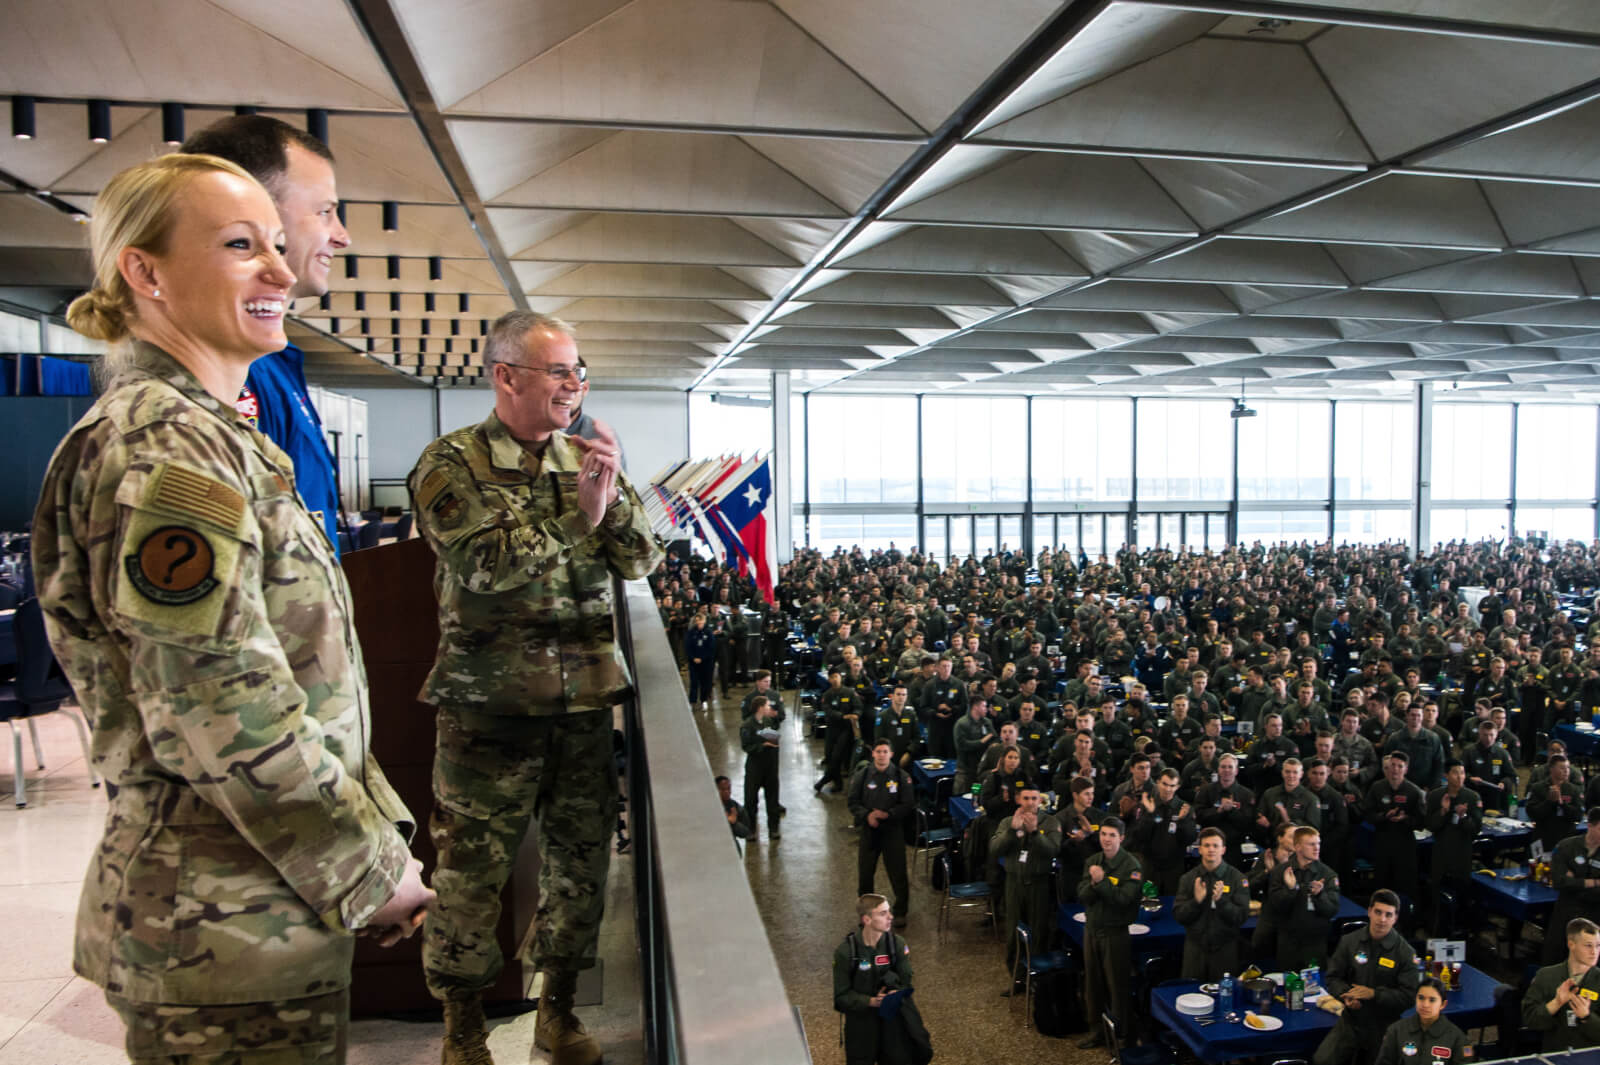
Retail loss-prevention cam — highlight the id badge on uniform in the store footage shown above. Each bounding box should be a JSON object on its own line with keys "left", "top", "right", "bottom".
{"left": 1169, "top": 820, "right": 1177, "bottom": 834}
{"left": 1019, "top": 850, "right": 1030, "bottom": 864}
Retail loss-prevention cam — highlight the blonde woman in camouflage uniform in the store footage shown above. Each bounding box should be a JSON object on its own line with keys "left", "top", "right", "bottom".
{"left": 32, "top": 153, "right": 433, "bottom": 1064}
{"left": 409, "top": 310, "right": 663, "bottom": 1065}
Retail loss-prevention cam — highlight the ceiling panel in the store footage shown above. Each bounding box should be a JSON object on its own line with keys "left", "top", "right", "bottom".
{"left": 7, "top": 0, "right": 1600, "bottom": 397}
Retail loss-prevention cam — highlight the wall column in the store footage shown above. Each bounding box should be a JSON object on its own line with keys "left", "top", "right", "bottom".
{"left": 771, "top": 371, "right": 793, "bottom": 563}
{"left": 1411, "top": 382, "right": 1433, "bottom": 558}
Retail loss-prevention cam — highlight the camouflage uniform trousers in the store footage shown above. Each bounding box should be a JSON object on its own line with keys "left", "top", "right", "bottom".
{"left": 423, "top": 708, "right": 617, "bottom": 997}
{"left": 106, "top": 989, "right": 346, "bottom": 1064}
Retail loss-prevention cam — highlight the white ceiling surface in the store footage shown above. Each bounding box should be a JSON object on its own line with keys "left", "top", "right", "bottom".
{"left": 2, "top": 1, "right": 1600, "bottom": 397}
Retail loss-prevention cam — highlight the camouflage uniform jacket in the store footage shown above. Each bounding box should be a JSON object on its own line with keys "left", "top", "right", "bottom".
{"left": 408, "top": 411, "right": 663, "bottom": 714}
{"left": 31, "top": 342, "right": 413, "bottom": 1005}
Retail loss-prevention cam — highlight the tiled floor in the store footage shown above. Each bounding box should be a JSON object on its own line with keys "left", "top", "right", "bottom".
{"left": 0, "top": 711, "right": 643, "bottom": 1065}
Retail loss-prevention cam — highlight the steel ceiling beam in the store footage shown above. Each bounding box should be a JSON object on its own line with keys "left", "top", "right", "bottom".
{"left": 819, "top": 71, "right": 1600, "bottom": 393}
{"left": 1119, "top": 0, "right": 1600, "bottom": 49}
{"left": 688, "top": 0, "right": 1119, "bottom": 391}
{"left": 342, "top": 0, "right": 528, "bottom": 318}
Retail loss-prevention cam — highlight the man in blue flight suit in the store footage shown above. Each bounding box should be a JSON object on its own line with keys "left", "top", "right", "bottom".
{"left": 183, "top": 115, "right": 348, "bottom": 552}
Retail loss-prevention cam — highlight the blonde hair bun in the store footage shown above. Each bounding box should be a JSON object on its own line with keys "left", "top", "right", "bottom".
{"left": 66, "top": 288, "right": 128, "bottom": 342}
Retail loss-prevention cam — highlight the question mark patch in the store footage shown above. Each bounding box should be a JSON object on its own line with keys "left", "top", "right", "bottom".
{"left": 127, "top": 525, "right": 219, "bottom": 605}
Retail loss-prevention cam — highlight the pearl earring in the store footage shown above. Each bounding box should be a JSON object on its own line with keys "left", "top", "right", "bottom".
{"left": 152, "top": 288, "right": 161, "bottom": 297}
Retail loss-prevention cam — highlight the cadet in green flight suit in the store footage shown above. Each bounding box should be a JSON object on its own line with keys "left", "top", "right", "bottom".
{"left": 1524, "top": 916, "right": 1600, "bottom": 1052}
{"left": 32, "top": 155, "right": 431, "bottom": 1065}
{"left": 1077, "top": 816, "right": 1144, "bottom": 1049}
{"left": 410, "top": 310, "right": 663, "bottom": 1065}
{"left": 1315, "top": 891, "right": 1422, "bottom": 1065}
{"left": 1173, "top": 828, "right": 1250, "bottom": 981}
{"left": 990, "top": 782, "right": 1063, "bottom": 973}
{"left": 1375, "top": 978, "right": 1471, "bottom": 1065}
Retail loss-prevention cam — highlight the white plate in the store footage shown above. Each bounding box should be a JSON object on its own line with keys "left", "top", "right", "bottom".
{"left": 918, "top": 759, "right": 947, "bottom": 768}
{"left": 1176, "top": 993, "right": 1214, "bottom": 1014}
{"left": 1413, "top": 829, "right": 1433, "bottom": 842}
{"left": 1130, "top": 923, "right": 1151, "bottom": 935}
{"left": 1240, "top": 843, "right": 1260, "bottom": 855}
{"left": 1243, "top": 1014, "right": 1284, "bottom": 1032}
{"left": 1265, "top": 972, "right": 1284, "bottom": 986}
{"left": 1073, "top": 911, "right": 1087, "bottom": 923}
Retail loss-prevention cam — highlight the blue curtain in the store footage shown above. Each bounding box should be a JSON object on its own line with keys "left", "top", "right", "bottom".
{"left": 38, "top": 356, "right": 91, "bottom": 396}
{"left": 0, "top": 355, "right": 91, "bottom": 396}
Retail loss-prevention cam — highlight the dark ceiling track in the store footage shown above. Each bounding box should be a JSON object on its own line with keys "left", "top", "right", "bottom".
{"left": 343, "top": 0, "right": 529, "bottom": 319}
{"left": 687, "top": 0, "right": 1118, "bottom": 390}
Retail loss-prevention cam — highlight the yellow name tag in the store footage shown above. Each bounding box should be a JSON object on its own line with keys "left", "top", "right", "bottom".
{"left": 1582, "top": 988, "right": 1599, "bottom": 1002}
{"left": 1378, "top": 957, "right": 1396, "bottom": 969}
{"left": 1220, "top": 884, "right": 1231, "bottom": 893}
{"left": 1108, "top": 876, "right": 1119, "bottom": 885}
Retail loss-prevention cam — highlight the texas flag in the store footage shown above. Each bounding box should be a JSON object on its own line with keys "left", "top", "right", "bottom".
{"left": 711, "top": 457, "right": 776, "bottom": 604}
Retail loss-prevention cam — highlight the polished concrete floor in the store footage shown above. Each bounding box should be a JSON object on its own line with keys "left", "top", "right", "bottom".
{"left": 692, "top": 679, "right": 1108, "bottom": 1065}
{"left": 0, "top": 711, "right": 644, "bottom": 1065}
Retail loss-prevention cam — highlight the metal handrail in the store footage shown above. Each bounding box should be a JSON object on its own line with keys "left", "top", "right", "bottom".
{"left": 615, "top": 578, "right": 812, "bottom": 1065}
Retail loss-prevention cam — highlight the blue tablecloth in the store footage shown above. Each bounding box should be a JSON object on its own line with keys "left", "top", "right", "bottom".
{"left": 1471, "top": 865, "right": 1558, "bottom": 924}
{"left": 1554, "top": 722, "right": 1600, "bottom": 760}
{"left": 0, "top": 609, "right": 13, "bottom": 668}
{"left": 910, "top": 758, "right": 955, "bottom": 795}
{"left": 1153, "top": 962, "right": 1506, "bottom": 1065}
{"left": 1354, "top": 817, "right": 1532, "bottom": 862}
{"left": 950, "top": 795, "right": 977, "bottom": 835}
{"left": 1060, "top": 896, "right": 1185, "bottom": 955}
{"left": 1058, "top": 895, "right": 1365, "bottom": 956}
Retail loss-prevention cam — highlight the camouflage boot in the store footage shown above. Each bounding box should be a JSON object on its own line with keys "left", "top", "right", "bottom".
{"left": 533, "top": 970, "right": 602, "bottom": 1065}
{"left": 441, "top": 994, "right": 495, "bottom": 1065}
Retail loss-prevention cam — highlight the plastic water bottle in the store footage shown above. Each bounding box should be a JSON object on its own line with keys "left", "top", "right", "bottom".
{"left": 1285, "top": 968, "right": 1305, "bottom": 1011}
{"left": 1218, "top": 972, "right": 1235, "bottom": 1019}
{"left": 1507, "top": 793, "right": 1518, "bottom": 820}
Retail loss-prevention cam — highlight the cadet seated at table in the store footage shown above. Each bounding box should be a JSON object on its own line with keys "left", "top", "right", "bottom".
{"left": 1314, "top": 890, "right": 1422, "bottom": 1065}
{"left": 1523, "top": 915, "right": 1600, "bottom": 1052}
{"left": 1173, "top": 827, "right": 1250, "bottom": 981}
{"left": 1375, "top": 976, "right": 1471, "bottom": 1065}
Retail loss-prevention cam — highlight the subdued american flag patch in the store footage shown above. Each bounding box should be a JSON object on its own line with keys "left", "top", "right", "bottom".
{"left": 151, "top": 465, "right": 245, "bottom": 530}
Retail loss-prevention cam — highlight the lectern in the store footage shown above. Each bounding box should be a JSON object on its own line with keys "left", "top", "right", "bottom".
{"left": 342, "top": 537, "right": 540, "bottom": 1014}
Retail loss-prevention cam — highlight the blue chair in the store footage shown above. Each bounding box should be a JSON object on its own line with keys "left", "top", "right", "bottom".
{"left": 356, "top": 521, "right": 382, "bottom": 551}
{"left": 936, "top": 852, "right": 992, "bottom": 940}
{"left": 395, "top": 512, "right": 414, "bottom": 540}
{"left": 1, "top": 599, "right": 98, "bottom": 807}
{"left": 913, "top": 805, "right": 954, "bottom": 877}
{"left": 1102, "top": 1011, "right": 1176, "bottom": 1065}
{"left": 1009, "top": 921, "right": 1073, "bottom": 1028}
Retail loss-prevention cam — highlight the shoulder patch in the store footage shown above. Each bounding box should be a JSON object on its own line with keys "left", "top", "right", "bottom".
{"left": 416, "top": 468, "right": 449, "bottom": 511}
{"left": 125, "top": 525, "right": 217, "bottom": 605}
{"left": 432, "top": 491, "right": 465, "bottom": 530}
{"left": 150, "top": 464, "right": 245, "bottom": 530}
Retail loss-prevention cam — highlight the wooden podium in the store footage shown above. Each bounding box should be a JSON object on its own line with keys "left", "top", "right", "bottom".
{"left": 342, "top": 537, "right": 540, "bottom": 1015}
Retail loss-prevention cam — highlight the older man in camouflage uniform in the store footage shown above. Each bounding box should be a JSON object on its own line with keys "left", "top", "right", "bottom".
{"left": 411, "top": 311, "right": 662, "bottom": 1065}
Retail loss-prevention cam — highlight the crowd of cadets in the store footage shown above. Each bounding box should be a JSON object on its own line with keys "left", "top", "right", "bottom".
{"left": 651, "top": 537, "right": 1600, "bottom": 1056}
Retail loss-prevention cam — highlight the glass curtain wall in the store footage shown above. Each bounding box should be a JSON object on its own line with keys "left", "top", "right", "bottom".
{"left": 1333, "top": 402, "right": 1413, "bottom": 545}
{"left": 685, "top": 390, "right": 1599, "bottom": 556}
{"left": 1430, "top": 404, "right": 1511, "bottom": 547}
{"left": 1515, "top": 404, "right": 1596, "bottom": 543}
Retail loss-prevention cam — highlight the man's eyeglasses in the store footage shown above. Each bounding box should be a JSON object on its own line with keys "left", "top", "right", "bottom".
{"left": 500, "top": 362, "right": 587, "bottom": 383}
